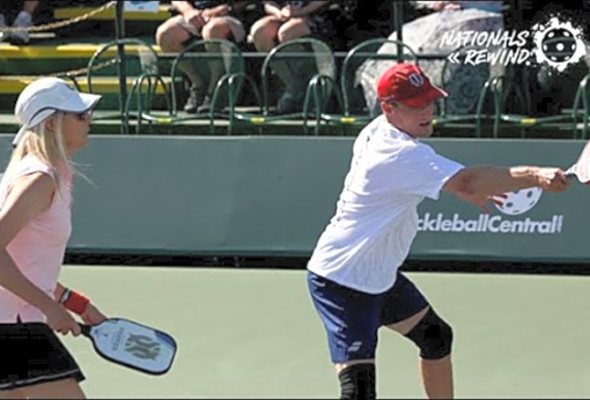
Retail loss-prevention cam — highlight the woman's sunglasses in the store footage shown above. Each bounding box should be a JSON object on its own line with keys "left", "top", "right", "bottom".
{"left": 65, "top": 111, "right": 92, "bottom": 121}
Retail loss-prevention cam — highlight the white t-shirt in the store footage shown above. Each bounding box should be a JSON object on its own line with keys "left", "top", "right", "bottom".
{"left": 307, "top": 115, "right": 464, "bottom": 294}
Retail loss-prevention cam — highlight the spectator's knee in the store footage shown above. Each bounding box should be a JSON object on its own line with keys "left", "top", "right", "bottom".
{"left": 201, "top": 19, "right": 230, "bottom": 40}
{"left": 276, "top": 28, "right": 289, "bottom": 43}
{"left": 156, "top": 24, "right": 184, "bottom": 52}
{"left": 277, "top": 24, "right": 306, "bottom": 43}
{"left": 250, "top": 23, "right": 276, "bottom": 52}
{"left": 155, "top": 23, "right": 170, "bottom": 46}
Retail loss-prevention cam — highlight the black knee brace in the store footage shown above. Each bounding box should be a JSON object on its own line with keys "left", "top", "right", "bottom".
{"left": 404, "top": 308, "right": 453, "bottom": 360}
{"left": 338, "top": 363, "right": 376, "bottom": 400}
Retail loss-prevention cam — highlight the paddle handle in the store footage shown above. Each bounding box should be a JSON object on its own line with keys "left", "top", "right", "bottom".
{"left": 79, "top": 323, "right": 92, "bottom": 337}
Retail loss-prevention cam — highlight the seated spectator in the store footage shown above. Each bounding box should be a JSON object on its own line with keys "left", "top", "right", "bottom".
{"left": 249, "top": 1, "right": 329, "bottom": 114}
{"left": 156, "top": 1, "right": 250, "bottom": 113}
{"left": 0, "top": 0, "right": 41, "bottom": 45}
{"left": 416, "top": 1, "right": 504, "bottom": 13}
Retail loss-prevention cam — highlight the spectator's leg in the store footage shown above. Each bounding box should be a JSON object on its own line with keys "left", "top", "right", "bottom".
{"left": 277, "top": 18, "right": 311, "bottom": 43}
{"left": 199, "top": 16, "right": 245, "bottom": 113}
{"left": 277, "top": 17, "right": 313, "bottom": 88}
{"left": 156, "top": 15, "right": 205, "bottom": 112}
{"left": 0, "top": 13, "right": 6, "bottom": 42}
{"left": 0, "top": 0, "right": 5, "bottom": 41}
{"left": 156, "top": 15, "right": 202, "bottom": 85}
{"left": 250, "top": 15, "right": 280, "bottom": 52}
{"left": 272, "top": 18, "right": 313, "bottom": 113}
{"left": 253, "top": 16, "right": 307, "bottom": 113}
{"left": 8, "top": 0, "right": 39, "bottom": 45}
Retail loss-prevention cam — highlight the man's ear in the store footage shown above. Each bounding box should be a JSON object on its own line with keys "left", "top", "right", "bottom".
{"left": 382, "top": 101, "right": 397, "bottom": 113}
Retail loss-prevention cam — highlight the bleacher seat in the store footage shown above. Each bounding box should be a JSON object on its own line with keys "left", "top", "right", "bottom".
{"left": 0, "top": 1, "right": 588, "bottom": 138}
{"left": 222, "top": 37, "right": 338, "bottom": 135}
{"left": 309, "top": 38, "right": 418, "bottom": 136}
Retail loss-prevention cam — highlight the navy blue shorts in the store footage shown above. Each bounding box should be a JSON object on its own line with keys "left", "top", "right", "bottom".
{"left": 307, "top": 270, "right": 429, "bottom": 363}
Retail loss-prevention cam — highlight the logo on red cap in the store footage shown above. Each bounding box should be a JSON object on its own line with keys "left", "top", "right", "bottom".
{"left": 377, "top": 63, "right": 447, "bottom": 109}
{"left": 408, "top": 73, "right": 424, "bottom": 87}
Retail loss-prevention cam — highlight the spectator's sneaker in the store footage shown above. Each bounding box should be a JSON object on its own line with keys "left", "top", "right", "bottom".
{"left": 7, "top": 11, "right": 31, "bottom": 45}
{"left": 0, "top": 14, "right": 7, "bottom": 42}
{"left": 276, "top": 91, "right": 303, "bottom": 115}
{"left": 183, "top": 86, "right": 205, "bottom": 113}
{"left": 196, "top": 95, "right": 211, "bottom": 114}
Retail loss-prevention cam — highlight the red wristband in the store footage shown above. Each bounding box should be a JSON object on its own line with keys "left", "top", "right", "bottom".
{"left": 60, "top": 288, "right": 90, "bottom": 315}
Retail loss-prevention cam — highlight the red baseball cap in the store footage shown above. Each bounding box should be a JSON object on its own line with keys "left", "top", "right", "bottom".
{"left": 377, "top": 63, "right": 447, "bottom": 109}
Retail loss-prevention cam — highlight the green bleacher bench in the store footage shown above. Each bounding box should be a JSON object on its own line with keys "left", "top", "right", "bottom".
{"left": 0, "top": 75, "right": 169, "bottom": 94}
{"left": 0, "top": 43, "right": 162, "bottom": 59}
{"left": 54, "top": 4, "right": 172, "bottom": 22}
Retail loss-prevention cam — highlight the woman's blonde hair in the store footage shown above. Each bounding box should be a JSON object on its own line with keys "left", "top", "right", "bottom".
{"left": 2, "top": 112, "right": 71, "bottom": 189}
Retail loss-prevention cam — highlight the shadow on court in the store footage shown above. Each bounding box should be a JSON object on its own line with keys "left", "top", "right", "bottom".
{"left": 60, "top": 266, "right": 590, "bottom": 398}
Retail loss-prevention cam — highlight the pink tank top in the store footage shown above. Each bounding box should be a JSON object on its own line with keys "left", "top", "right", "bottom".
{"left": 0, "top": 154, "right": 72, "bottom": 323}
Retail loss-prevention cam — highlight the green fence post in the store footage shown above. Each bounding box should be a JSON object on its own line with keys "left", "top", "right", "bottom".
{"left": 115, "top": 1, "right": 128, "bottom": 135}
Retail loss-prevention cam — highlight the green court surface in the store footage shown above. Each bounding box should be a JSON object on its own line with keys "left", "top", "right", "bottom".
{"left": 59, "top": 266, "right": 590, "bottom": 398}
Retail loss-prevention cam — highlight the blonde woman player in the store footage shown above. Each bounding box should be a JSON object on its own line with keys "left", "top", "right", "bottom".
{"left": 0, "top": 77, "right": 108, "bottom": 399}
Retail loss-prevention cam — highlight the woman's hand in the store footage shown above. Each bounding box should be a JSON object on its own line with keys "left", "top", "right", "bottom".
{"left": 80, "top": 303, "right": 108, "bottom": 326}
{"left": 279, "top": 5, "right": 293, "bottom": 20}
{"left": 43, "top": 301, "right": 81, "bottom": 336}
{"left": 185, "top": 9, "right": 206, "bottom": 28}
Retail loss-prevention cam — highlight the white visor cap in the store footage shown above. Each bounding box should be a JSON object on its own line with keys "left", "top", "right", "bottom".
{"left": 13, "top": 77, "right": 102, "bottom": 146}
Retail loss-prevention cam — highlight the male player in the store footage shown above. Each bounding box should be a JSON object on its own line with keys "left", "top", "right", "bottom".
{"left": 306, "top": 62, "right": 570, "bottom": 399}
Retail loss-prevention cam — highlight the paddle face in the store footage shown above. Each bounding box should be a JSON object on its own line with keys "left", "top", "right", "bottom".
{"left": 567, "top": 140, "right": 590, "bottom": 184}
{"left": 81, "top": 318, "right": 177, "bottom": 375}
